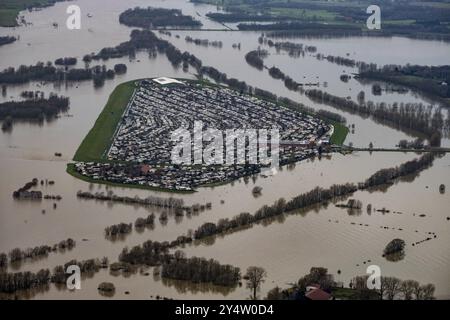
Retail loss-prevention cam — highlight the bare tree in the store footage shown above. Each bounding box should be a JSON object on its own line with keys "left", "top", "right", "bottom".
{"left": 245, "top": 266, "right": 267, "bottom": 300}
{"left": 384, "top": 277, "right": 401, "bottom": 300}
{"left": 411, "top": 280, "right": 423, "bottom": 299}
{"left": 400, "top": 280, "right": 416, "bottom": 300}
{"left": 421, "top": 284, "right": 435, "bottom": 300}
{"left": 379, "top": 276, "right": 388, "bottom": 300}
{"left": 352, "top": 275, "right": 376, "bottom": 300}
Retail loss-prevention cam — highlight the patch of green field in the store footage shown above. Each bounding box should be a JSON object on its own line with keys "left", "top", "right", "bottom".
{"left": 331, "top": 287, "right": 379, "bottom": 300}
{"left": 383, "top": 19, "right": 416, "bottom": 26}
{"left": 0, "top": 0, "right": 66, "bottom": 27}
{"left": 330, "top": 121, "right": 349, "bottom": 146}
{"left": 73, "top": 81, "right": 136, "bottom": 162}
{"left": 0, "top": 9, "right": 19, "bottom": 27}
{"left": 269, "top": 7, "right": 338, "bottom": 21}
{"left": 410, "top": 1, "right": 450, "bottom": 9}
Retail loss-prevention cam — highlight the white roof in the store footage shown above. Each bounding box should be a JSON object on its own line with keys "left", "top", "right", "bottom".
{"left": 152, "top": 77, "right": 185, "bottom": 85}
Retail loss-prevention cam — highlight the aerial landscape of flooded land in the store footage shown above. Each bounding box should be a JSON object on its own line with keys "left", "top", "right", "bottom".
{"left": 0, "top": 0, "right": 449, "bottom": 302}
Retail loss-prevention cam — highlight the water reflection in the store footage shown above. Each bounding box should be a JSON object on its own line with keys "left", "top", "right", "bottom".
{"left": 160, "top": 277, "right": 237, "bottom": 296}
{"left": 0, "top": 0, "right": 449, "bottom": 300}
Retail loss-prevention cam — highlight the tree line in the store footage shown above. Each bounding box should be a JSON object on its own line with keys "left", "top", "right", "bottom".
{"left": 0, "top": 36, "right": 16, "bottom": 47}
{"left": 54, "top": 57, "right": 77, "bottom": 66}
{"left": 76, "top": 190, "right": 186, "bottom": 209}
{"left": 263, "top": 38, "right": 317, "bottom": 56}
{"left": 358, "top": 64, "right": 450, "bottom": 103}
{"left": 362, "top": 153, "right": 436, "bottom": 189}
{"left": 119, "top": 7, "right": 202, "bottom": 29}
{"left": 206, "top": 12, "right": 280, "bottom": 23}
{"left": 2, "top": 238, "right": 76, "bottom": 267}
{"left": 0, "top": 62, "right": 127, "bottom": 87}
{"left": 114, "top": 154, "right": 437, "bottom": 257}
{"left": 104, "top": 214, "right": 155, "bottom": 240}
{"left": 264, "top": 267, "right": 435, "bottom": 300}
{"left": 0, "top": 258, "right": 102, "bottom": 293}
{"left": 160, "top": 252, "right": 240, "bottom": 287}
{"left": 117, "top": 240, "right": 241, "bottom": 286}
{"left": 305, "top": 89, "right": 445, "bottom": 146}
{"left": 187, "top": 153, "right": 437, "bottom": 243}
{"left": 110, "top": 154, "right": 437, "bottom": 293}
{"left": 0, "top": 93, "right": 69, "bottom": 122}
{"left": 350, "top": 275, "right": 435, "bottom": 300}
{"left": 185, "top": 36, "right": 222, "bottom": 48}
{"left": 76, "top": 29, "right": 347, "bottom": 128}
{"left": 237, "top": 22, "right": 362, "bottom": 35}
{"left": 104, "top": 223, "right": 132, "bottom": 239}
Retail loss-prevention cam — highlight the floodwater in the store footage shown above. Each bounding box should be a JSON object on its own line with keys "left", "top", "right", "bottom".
{"left": 0, "top": 0, "right": 449, "bottom": 299}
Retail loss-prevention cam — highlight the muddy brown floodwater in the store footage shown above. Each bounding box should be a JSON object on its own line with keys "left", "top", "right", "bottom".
{"left": 0, "top": 0, "right": 449, "bottom": 299}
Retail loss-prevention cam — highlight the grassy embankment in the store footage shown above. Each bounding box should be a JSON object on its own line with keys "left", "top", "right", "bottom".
{"left": 0, "top": 0, "right": 66, "bottom": 27}
{"left": 329, "top": 122, "right": 349, "bottom": 146}
{"left": 73, "top": 81, "right": 135, "bottom": 162}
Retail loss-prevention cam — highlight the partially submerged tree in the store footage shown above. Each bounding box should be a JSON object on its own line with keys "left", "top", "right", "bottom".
{"left": 245, "top": 266, "right": 267, "bottom": 300}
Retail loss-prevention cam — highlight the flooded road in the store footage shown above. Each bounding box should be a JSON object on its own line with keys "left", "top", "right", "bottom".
{"left": 0, "top": 0, "right": 449, "bottom": 299}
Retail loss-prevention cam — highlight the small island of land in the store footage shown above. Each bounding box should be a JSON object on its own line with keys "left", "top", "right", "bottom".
{"left": 68, "top": 78, "right": 343, "bottom": 192}
{"left": 119, "top": 7, "right": 203, "bottom": 29}
{"left": 0, "top": 0, "right": 68, "bottom": 27}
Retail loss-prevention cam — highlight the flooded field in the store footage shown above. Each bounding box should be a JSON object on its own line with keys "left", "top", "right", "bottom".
{"left": 0, "top": 0, "right": 449, "bottom": 299}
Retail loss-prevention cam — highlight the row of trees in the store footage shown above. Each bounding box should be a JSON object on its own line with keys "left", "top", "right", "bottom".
{"left": 0, "top": 36, "right": 16, "bottom": 47}
{"left": 160, "top": 253, "right": 240, "bottom": 287}
{"left": 315, "top": 53, "right": 378, "bottom": 73}
{"left": 113, "top": 153, "right": 437, "bottom": 275}
{"left": 134, "top": 213, "right": 155, "bottom": 229}
{"left": 117, "top": 241, "right": 242, "bottom": 287}
{"left": 351, "top": 275, "right": 435, "bottom": 300}
{"left": 104, "top": 213, "right": 156, "bottom": 240}
{"left": 189, "top": 153, "right": 435, "bottom": 242}
{"left": 305, "top": 89, "right": 445, "bottom": 145}
{"left": 0, "top": 93, "right": 69, "bottom": 121}
{"left": 264, "top": 39, "right": 317, "bottom": 56}
{"left": 185, "top": 36, "right": 222, "bottom": 48}
{"left": 359, "top": 65, "right": 450, "bottom": 101}
{"left": 76, "top": 190, "right": 185, "bottom": 208}
{"left": 0, "top": 62, "right": 127, "bottom": 87}
{"left": 317, "top": 109, "right": 347, "bottom": 124}
{"left": 398, "top": 138, "right": 425, "bottom": 149}
{"left": 81, "top": 29, "right": 344, "bottom": 129}
{"left": 362, "top": 153, "right": 436, "bottom": 189}
{"left": 54, "top": 57, "right": 77, "bottom": 66}
{"left": 104, "top": 223, "right": 132, "bottom": 238}
{"left": 237, "top": 22, "right": 362, "bottom": 35}
{"left": 264, "top": 267, "right": 435, "bottom": 300}
{"left": 2, "top": 238, "right": 76, "bottom": 265}
{"left": 0, "top": 269, "right": 51, "bottom": 293}
{"left": 119, "top": 7, "right": 202, "bottom": 29}
{"left": 192, "top": 183, "right": 357, "bottom": 241}
{"left": 0, "top": 258, "right": 102, "bottom": 293}
{"left": 206, "top": 12, "right": 278, "bottom": 23}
